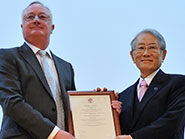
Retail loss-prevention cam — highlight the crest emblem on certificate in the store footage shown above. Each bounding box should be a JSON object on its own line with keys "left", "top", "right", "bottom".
{"left": 88, "top": 98, "right": 93, "bottom": 103}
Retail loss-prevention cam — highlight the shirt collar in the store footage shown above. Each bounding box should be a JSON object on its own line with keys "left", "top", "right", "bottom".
{"left": 25, "top": 41, "right": 52, "bottom": 58}
{"left": 139, "top": 69, "right": 160, "bottom": 86}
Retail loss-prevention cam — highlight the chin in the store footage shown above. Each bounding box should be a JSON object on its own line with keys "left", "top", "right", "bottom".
{"left": 140, "top": 66, "right": 154, "bottom": 71}
{"left": 140, "top": 63, "right": 153, "bottom": 68}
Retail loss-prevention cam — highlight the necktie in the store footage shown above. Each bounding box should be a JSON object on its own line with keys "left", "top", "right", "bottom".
{"left": 38, "top": 50, "right": 65, "bottom": 129}
{"left": 138, "top": 79, "right": 148, "bottom": 102}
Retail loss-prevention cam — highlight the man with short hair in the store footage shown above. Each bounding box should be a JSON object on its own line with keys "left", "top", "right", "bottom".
{"left": 116, "top": 29, "right": 185, "bottom": 139}
{"left": 0, "top": 2, "right": 75, "bottom": 139}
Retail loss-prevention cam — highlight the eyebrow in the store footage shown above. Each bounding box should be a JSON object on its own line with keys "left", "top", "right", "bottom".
{"left": 137, "top": 42, "right": 157, "bottom": 45}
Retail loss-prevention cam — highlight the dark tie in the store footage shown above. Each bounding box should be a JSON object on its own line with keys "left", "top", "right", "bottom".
{"left": 38, "top": 50, "right": 65, "bottom": 129}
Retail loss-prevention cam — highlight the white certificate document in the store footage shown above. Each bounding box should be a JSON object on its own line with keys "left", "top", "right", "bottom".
{"left": 69, "top": 95, "right": 116, "bottom": 139}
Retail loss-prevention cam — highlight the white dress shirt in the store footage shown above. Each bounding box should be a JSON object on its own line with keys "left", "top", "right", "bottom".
{"left": 137, "top": 69, "right": 159, "bottom": 100}
{"left": 25, "top": 41, "right": 60, "bottom": 139}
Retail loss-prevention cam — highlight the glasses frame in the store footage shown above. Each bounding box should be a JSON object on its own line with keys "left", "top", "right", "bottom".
{"left": 23, "top": 13, "right": 51, "bottom": 22}
{"left": 134, "top": 45, "right": 162, "bottom": 54}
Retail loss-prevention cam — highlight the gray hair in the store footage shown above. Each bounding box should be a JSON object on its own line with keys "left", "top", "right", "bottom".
{"left": 130, "top": 29, "right": 166, "bottom": 51}
{"left": 22, "top": 1, "right": 53, "bottom": 22}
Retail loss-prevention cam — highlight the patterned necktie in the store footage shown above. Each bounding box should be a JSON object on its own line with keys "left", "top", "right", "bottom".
{"left": 138, "top": 79, "right": 148, "bottom": 102}
{"left": 38, "top": 50, "right": 65, "bottom": 130}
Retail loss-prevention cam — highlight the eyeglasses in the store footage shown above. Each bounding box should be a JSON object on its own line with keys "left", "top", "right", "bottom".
{"left": 134, "top": 45, "right": 161, "bottom": 54}
{"left": 24, "top": 14, "right": 51, "bottom": 22}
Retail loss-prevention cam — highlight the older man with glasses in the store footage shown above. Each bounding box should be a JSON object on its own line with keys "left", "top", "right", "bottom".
{"left": 115, "top": 29, "right": 185, "bottom": 139}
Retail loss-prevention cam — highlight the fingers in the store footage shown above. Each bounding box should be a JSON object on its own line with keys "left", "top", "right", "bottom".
{"left": 112, "top": 100, "right": 122, "bottom": 115}
{"left": 115, "top": 135, "right": 132, "bottom": 139}
{"left": 93, "top": 88, "right": 101, "bottom": 91}
{"left": 54, "top": 130, "right": 76, "bottom": 139}
{"left": 96, "top": 88, "right": 101, "bottom": 92}
{"left": 115, "top": 92, "right": 119, "bottom": 99}
{"left": 112, "top": 100, "right": 122, "bottom": 105}
{"left": 94, "top": 88, "right": 107, "bottom": 92}
{"left": 103, "top": 88, "right": 107, "bottom": 91}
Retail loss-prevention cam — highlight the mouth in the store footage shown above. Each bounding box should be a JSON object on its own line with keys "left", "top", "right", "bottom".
{"left": 141, "top": 59, "right": 152, "bottom": 62}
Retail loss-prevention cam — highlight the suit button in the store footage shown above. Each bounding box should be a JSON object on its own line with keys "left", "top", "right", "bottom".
{"left": 52, "top": 108, "right": 56, "bottom": 111}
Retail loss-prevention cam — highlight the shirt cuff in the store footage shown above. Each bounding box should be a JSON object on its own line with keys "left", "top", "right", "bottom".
{"left": 47, "top": 126, "right": 60, "bottom": 139}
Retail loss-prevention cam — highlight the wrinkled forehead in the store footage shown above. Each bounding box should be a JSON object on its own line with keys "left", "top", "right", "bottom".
{"left": 22, "top": 3, "right": 51, "bottom": 16}
{"left": 135, "top": 33, "right": 159, "bottom": 44}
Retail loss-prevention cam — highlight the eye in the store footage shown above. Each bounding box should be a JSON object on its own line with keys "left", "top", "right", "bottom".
{"left": 39, "top": 15, "right": 46, "bottom": 19}
{"left": 137, "top": 46, "right": 145, "bottom": 50}
{"left": 39, "top": 14, "right": 49, "bottom": 21}
{"left": 25, "top": 15, "right": 35, "bottom": 20}
{"left": 149, "top": 46, "right": 158, "bottom": 50}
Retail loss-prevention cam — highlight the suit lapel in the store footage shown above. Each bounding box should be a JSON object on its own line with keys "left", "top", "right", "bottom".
{"left": 18, "top": 43, "right": 53, "bottom": 98}
{"left": 51, "top": 52, "right": 69, "bottom": 127}
{"left": 130, "top": 70, "right": 165, "bottom": 130}
{"left": 51, "top": 52, "right": 66, "bottom": 93}
{"left": 51, "top": 52, "right": 67, "bottom": 105}
{"left": 123, "top": 80, "right": 139, "bottom": 128}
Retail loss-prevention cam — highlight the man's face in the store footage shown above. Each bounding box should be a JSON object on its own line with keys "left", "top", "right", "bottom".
{"left": 130, "top": 33, "right": 167, "bottom": 77}
{"left": 21, "top": 4, "right": 54, "bottom": 47}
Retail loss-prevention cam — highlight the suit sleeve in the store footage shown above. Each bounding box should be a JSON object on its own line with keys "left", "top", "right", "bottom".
{"left": 131, "top": 77, "right": 185, "bottom": 139}
{"left": 69, "top": 63, "right": 76, "bottom": 91}
{"left": 0, "top": 49, "right": 55, "bottom": 138}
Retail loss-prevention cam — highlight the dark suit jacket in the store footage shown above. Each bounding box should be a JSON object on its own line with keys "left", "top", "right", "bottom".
{"left": 119, "top": 70, "right": 185, "bottom": 139}
{"left": 0, "top": 43, "right": 76, "bottom": 139}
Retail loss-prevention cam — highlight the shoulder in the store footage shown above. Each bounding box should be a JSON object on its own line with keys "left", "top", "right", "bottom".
{"left": 51, "top": 52, "right": 74, "bottom": 69}
{"left": 164, "top": 73, "right": 185, "bottom": 86}
{"left": 153, "top": 71, "right": 185, "bottom": 96}
{"left": 166, "top": 73, "right": 185, "bottom": 80}
{"left": 0, "top": 44, "right": 27, "bottom": 57}
{"left": 0, "top": 47, "right": 19, "bottom": 54}
{"left": 158, "top": 69, "right": 185, "bottom": 82}
{"left": 53, "top": 53, "right": 70, "bottom": 64}
{"left": 152, "top": 70, "right": 185, "bottom": 85}
{"left": 0, "top": 46, "right": 21, "bottom": 62}
{"left": 118, "top": 80, "right": 138, "bottom": 99}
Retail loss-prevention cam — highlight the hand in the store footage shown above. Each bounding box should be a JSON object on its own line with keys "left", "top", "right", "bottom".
{"left": 111, "top": 92, "right": 122, "bottom": 115}
{"left": 94, "top": 87, "right": 108, "bottom": 92}
{"left": 112, "top": 100, "right": 122, "bottom": 115}
{"left": 94, "top": 90, "right": 122, "bottom": 114}
{"left": 115, "top": 135, "right": 132, "bottom": 139}
{"left": 115, "top": 91, "right": 119, "bottom": 99}
{"left": 53, "top": 130, "right": 76, "bottom": 139}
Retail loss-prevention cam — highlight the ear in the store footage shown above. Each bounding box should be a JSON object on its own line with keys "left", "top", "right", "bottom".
{"left": 130, "top": 50, "right": 136, "bottom": 63}
{"left": 51, "top": 24, "right": 55, "bottom": 34}
{"left": 162, "top": 49, "right": 167, "bottom": 61}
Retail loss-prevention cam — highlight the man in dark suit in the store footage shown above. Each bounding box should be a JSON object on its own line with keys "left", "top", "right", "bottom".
{"left": 0, "top": 2, "right": 75, "bottom": 139}
{"left": 115, "top": 29, "right": 185, "bottom": 139}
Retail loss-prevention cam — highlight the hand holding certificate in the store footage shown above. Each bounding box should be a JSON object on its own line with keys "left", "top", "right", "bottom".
{"left": 67, "top": 90, "right": 121, "bottom": 139}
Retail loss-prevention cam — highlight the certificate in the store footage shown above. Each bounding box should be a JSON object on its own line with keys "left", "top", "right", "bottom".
{"left": 67, "top": 91, "right": 121, "bottom": 139}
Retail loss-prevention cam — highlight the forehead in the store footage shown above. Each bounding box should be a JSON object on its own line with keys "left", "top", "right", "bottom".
{"left": 136, "top": 33, "right": 158, "bottom": 43}
{"left": 23, "top": 4, "right": 50, "bottom": 15}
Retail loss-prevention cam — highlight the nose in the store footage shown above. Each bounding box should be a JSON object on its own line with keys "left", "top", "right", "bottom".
{"left": 143, "top": 48, "right": 150, "bottom": 56}
{"left": 33, "top": 15, "right": 40, "bottom": 24}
